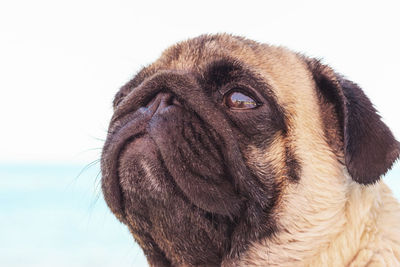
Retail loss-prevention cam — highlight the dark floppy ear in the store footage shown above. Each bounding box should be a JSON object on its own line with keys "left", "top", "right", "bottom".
{"left": 306, "top": 59, "right": 400, "bottom": 184}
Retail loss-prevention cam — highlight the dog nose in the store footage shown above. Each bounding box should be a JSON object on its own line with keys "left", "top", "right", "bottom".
{"left": 145, "top": 91, "right": 182, "bottom": 113}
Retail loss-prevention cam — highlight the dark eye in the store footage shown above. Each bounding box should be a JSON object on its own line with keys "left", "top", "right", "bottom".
{"left": 224, "top": 91, "right": 259, "bottom": 109}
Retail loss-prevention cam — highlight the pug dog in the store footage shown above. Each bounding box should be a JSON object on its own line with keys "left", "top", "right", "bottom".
{"left": 101, "top": 34, "right": 400, "bottom": 266}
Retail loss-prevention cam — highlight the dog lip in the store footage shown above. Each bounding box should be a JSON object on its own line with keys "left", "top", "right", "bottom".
{"left": 101, "top": 111, "right": 154, "bottom": 221}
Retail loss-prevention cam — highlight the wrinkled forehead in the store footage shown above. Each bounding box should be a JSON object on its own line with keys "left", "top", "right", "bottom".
{"left": 154, "top": 35, "right": 304, "bottom": 77}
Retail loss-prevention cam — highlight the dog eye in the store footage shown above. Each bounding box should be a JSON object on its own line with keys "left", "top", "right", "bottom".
{"left": 224, "top": 91, "right": 259, "bottom": 109}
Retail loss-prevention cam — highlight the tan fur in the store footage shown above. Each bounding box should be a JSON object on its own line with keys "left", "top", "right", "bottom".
{"left": 231, "top": 43, "right": 400, "bottom": 266}
{"left": 132, "top": 34, "right": 400, "bottom": 266}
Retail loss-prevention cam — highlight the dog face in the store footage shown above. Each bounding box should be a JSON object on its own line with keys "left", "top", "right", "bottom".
{"left": 101, "top": 34, "right": 400, "bottom": 266}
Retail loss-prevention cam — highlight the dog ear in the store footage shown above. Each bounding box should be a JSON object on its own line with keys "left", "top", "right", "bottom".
{"left": 306, "top": 59, "right": 400, "bottom": 184}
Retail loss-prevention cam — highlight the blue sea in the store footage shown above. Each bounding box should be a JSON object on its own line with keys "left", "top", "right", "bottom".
{"left": 0, "top": 163, "right": 147, "bottom": 267}
{"left": 1, "top": 163, "right": 399, "bottom": 267}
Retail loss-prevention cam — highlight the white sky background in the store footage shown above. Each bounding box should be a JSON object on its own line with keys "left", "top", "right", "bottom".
{"left": 0, "top": 0, "right": 399, "bottom": 164}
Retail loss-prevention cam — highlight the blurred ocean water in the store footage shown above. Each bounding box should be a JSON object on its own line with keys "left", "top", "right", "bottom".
{"left": 0, "top": 163, "right": 399, "bottom": 267}
{"left": 0, "top": 163, "right": 147, "bottom": 267}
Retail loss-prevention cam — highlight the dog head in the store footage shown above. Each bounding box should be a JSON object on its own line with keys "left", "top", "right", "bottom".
{"left": 101, "top": 34, "right": 399, "bottom": 266}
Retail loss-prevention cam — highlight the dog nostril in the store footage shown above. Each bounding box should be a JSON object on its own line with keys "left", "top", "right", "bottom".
{"left": 144, "top": 92, "right": 181, "bottom": 110}
{"left": 165, "top": 95, "right": 174, "bottom": 106}
{"left": 171, "top": 96, "right": 182, "bottom": 107}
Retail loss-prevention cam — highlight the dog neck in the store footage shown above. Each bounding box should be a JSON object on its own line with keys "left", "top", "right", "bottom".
{"left": 234, "top": 170, "right": 400, "bottom": 266}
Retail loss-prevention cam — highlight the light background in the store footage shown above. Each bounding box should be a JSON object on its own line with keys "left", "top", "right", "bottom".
{"left": 0, "top": 0, "right": 399, "bottom": 266}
